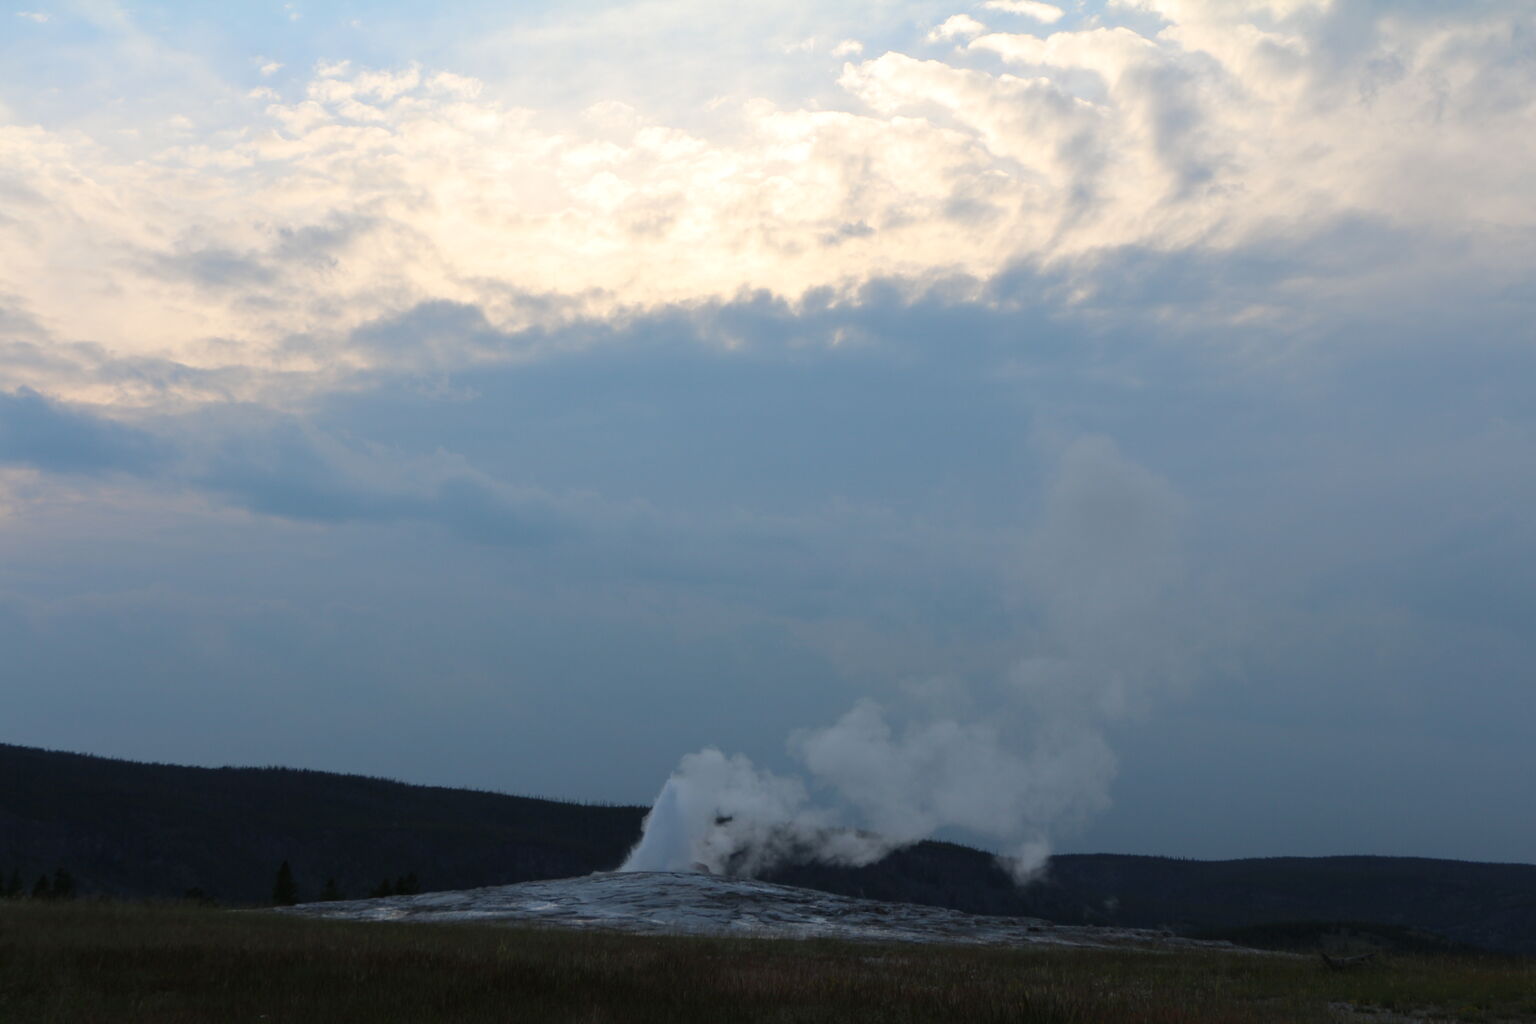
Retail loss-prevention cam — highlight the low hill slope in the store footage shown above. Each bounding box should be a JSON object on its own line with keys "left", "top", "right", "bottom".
{"left": 0, "top": 742, "right": 643, "bottom": 903}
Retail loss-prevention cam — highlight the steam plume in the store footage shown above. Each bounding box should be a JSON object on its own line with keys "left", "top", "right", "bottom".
{"left": 622, "top": 436, "right": 1203, "bottom": 882}
{"left": 620, "top": 749, "right": 893, "bottom": 875}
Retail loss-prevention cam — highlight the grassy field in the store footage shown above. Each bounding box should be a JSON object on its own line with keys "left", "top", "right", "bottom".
{"left": 1, "top": 900, "right": 1532, "bottom": 1023}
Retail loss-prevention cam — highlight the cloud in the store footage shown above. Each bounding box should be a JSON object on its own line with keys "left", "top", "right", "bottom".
{"left": 6, "top": 211, "right": 1527, "bottom": 538}
{"left": 2, "top": 3, "right": 1529, "bottom": 407}
{"left": 168, "top": 404, "right": 573, "bottom": 545}
{"left": 0, "top": 381, "right": 572, "bottom": 546}
{"left": 0, "top": 388, "right": 165, "bottom": 475}
{"left": 980, "top": 0, "right": 1065, "bottom": 23}
{"left": 927, "top": 15, "right": 987, "bottom": 42}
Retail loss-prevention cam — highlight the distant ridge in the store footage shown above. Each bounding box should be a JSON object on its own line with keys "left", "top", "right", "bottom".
{"left": 0, "top": 742, "right": 644, "bottom": 905}
{"left": 2, "top": 743, "right": 1532, "bottom": 952}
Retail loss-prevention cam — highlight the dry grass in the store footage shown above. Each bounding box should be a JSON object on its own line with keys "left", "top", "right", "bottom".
{"left": 1, "top": 899, "right": 1532, "bottom": 1023}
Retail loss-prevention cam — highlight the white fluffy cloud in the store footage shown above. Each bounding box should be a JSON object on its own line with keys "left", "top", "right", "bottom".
{"left": 1, "top": 2, "right": 1533, "bottom": 407}
{"left": 981, "top": 0, "right": 1065, "bottom": 22}
{"left": 927, "top": 14, "right": 988, "bottom": 41}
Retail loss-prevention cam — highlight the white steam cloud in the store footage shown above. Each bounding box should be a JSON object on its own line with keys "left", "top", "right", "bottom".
{"left": 623, "top": 436, "right": 1207, "bottom": 883}
{"left": 620, "top": 749, "right": 894, "bottom": 876}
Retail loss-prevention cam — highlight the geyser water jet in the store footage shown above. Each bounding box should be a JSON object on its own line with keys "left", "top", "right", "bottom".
{"left": 619, "top": 777, "right": 695, "bottom": 872}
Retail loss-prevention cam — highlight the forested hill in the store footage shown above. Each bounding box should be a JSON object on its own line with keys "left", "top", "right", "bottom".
{"left": 0, "top": 742, "right": 645, "bottom": 904}
{"left": 771, "top": 850, "right": 1536, "bottom": 954}
{"left": 3, "top": 743, "right": 1533, "bottom": 952}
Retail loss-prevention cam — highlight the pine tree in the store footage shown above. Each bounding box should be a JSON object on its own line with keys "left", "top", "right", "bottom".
{"left": 31, "top": 874, "right": 50, "bottom": 900}
{"left": 51, "top": 868, "right": 75, "bottom": 900}
{"left": 4, "top": 869, "right": 20, "bottom": 899}
{"left": 320, "top": 877, "right": 343, "bottom": 902}
{"left": 272, "top": 860, "right": 298, "bottom": 906}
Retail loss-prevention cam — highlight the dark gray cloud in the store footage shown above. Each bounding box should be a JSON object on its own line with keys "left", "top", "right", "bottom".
{"left": 0, "top": 387, "right": 166, "bottom": 474}
{"left": 0, "top": 384, "right": 573, "bottom": 546}
{"left": 181, "top": 411, "right": 576, "bottom": 546}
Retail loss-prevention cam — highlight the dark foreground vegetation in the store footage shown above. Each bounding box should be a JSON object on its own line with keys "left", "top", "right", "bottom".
{"left": 5, "top": 742, "right": 1535, "bottom": 952}
{"left": 2, "top": 900, "right": 1533, "bottom": 1024}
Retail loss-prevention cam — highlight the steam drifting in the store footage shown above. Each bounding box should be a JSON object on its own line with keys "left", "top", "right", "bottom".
{"left": 623, "top": 437, "right": 1204, "bottom": 882}
{"left": 620, "top": 750, "right": 893, "bottom": 876}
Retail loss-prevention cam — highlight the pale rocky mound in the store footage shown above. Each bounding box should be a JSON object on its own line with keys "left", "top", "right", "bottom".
{"left": 278, "top": 870, "right": 1245, "bottom": 951}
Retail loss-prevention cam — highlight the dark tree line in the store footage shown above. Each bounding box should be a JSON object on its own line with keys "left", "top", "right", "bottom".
{"left": 2, "top": 858, "right": 428, "bottom": 908}
{"left": 2, "top": 859, "right": 427, "bottom": 908}
{"left": 270, "top": 861, "right": 422, "bottom": 906}
{"left": 3, "top": 867, "right": 76, "bottom": 900}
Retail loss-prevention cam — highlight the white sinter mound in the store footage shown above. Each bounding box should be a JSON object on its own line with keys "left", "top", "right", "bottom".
{"left": 277, "top": 871, "right": 1235, "bottom": 951}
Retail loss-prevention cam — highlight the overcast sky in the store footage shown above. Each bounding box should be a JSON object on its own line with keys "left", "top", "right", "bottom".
{"left": 2, "top": 0, "right": 1533, "bottom": 866}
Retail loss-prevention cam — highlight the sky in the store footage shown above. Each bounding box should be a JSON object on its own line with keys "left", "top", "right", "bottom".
{"left": 2, "top": 0, "right": 1534, "bottom": 868}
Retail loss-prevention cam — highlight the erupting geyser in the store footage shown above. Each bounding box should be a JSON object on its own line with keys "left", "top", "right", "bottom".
{"left": 619, "top": 438, "right": 1198, "bottom": 884}
{"left": 619, "top": 778, "right": 696, "bottom": 872}
{"left": 617, "top": 749, "right": 895, "bottom": 877}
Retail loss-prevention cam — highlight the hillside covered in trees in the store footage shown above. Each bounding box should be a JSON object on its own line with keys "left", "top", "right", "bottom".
{"left": 3, "top": 743, "right": 1533, "bottom": 952}
{"left": 0, "top": 743, "right": 642, "bottom": 905}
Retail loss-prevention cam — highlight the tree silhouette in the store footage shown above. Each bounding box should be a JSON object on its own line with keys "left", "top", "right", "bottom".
{"left": 31, "top": 874, "right": 50, "bottom": 900}
{"left": 50, "top": 867, "right": 75, "bottom": 900}
{"left": 367, "top": 872, "right": 420, "bottom": 898}
{"left": 320, "top": 877, "right": 343, "bottom": 902}
{"left": 271, "top": 860, "right": 298, "bottom": 906}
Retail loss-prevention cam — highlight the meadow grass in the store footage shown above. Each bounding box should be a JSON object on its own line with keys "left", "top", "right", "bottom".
{"left": 1, "top": 899, "right": 1532, "bottom": 1023}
